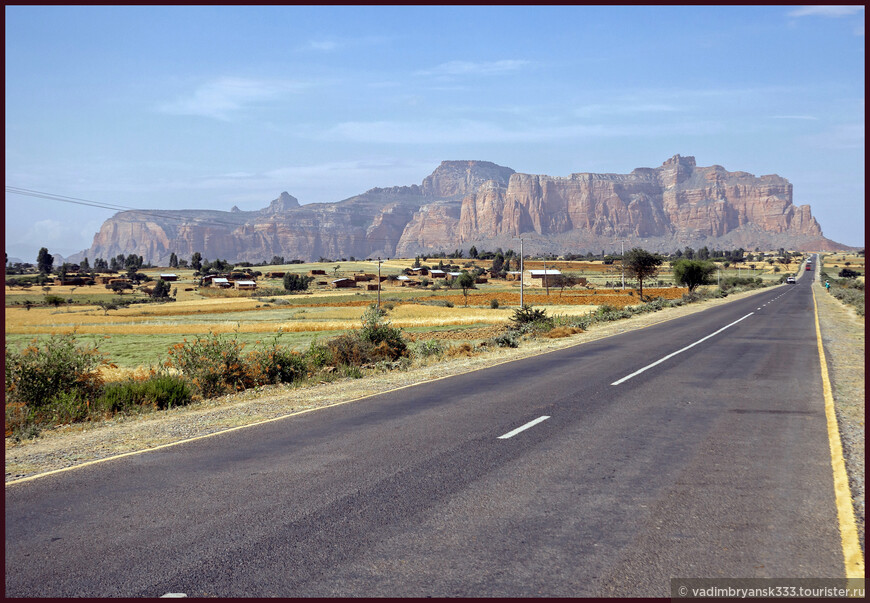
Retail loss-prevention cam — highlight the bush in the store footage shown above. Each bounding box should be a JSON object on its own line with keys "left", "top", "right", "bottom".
{"left": 510, "top": 305, "right": 549, "bottom": 326}
{"left": 97, "top": 376, "right": 192, "bottom": 413}
{"left": 304, "top": 340, "right": 334, "bottom": 369}
{"left": 412, "top": 339, "right": 445, "bottom": 358}
{"left": 492, "top": 332, "right": 519, "bottom": 348}
{"left": 358, "top": 307, "right": 407, "bottom": 359}
{"left": 283, "top": 273, "right": 313, "bottom": 292}
{"left": 490, "top": 299, "right": 500, "bottom": 309}
{"left": 5, "top": 334, "right": 109, "bottom": 413}
{"left": 165, "top": 334, "right": 253, "bottom": 398}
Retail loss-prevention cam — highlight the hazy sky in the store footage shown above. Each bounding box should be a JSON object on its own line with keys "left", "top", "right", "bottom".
{"left": 5, "top": 5, "right": 865, "bottom": 262}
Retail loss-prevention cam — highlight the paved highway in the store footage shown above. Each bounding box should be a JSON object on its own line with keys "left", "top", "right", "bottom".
{"left": 5, "top": 266, "right": 846, "bottom": 596}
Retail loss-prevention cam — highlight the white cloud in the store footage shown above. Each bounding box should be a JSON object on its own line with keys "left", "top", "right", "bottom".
{"left": 318, "top": 118, "right": 724, "bottom": 145}
{"left": 416, "top": 59, "right": 531, "bottom": 78}
{"left": 788, "top": 6, "right": 865, "bottom": 18}
{"left": 157, "top": 77, "right": 310, "bottom": 121}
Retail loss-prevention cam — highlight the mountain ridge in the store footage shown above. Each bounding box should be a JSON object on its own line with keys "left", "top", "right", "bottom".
{"left": 71, "top": 156, "right": 850, "bottom": 264}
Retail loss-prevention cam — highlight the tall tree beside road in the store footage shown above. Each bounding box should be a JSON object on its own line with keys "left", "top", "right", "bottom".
{"left": 623, "top": 248, "right": 663, "bottom": 300}
{"left": 672, "top": 259, "right": 716, "bottom": 293}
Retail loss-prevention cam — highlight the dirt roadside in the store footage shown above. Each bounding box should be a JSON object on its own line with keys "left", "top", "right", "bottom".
{"left": 813, "top": 276, "right": 865, "bottom": 557}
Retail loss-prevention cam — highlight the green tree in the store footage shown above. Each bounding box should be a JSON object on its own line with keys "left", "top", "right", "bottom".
{"left": 37, "top": 247, "right": 54, "bottom": 274}
{"left": 623, "top": 248, "right": 663, "bottom": 300}
{"left": 457, "top": 272, "right": 476, "bottom": 306}
{"left": 169, "top": 252, "right": 178, "bottom": 268}
{"left": 80, "top": 257, "right": 90, "bottom": 271}
{"left": 492, "top": 252, "right": 504, "bottom": 273}
{"left": 283, "top": 272, "right": 313, "bottom": 292}
{"left": 469, "top": 245, "right": 478, "bottom": 259}
{"left": 151, "top": 279, "right": 171, "bottom": 298}
{"left": 190, "top": 252, "right": 202, "bottom": 271}
{"left": 672, "top": 259, "right": 716, "bottom": 293}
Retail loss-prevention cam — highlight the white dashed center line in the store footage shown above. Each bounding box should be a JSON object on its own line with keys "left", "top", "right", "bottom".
{"left": 498, "top": 416, "right": 550, "bottom": 439}
{"left": 611, "top": 312, "right": 755, "bottom": 386}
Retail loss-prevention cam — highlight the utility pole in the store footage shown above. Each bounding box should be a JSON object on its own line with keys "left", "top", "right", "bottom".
{"left": 519, "top": 238, "right": 524, "bottom": 307}
{"left": 621, "top": 241, "right": 625, "bottom": 290}
{"left": 376, "top": 257, "right": 382, "bottom": 309}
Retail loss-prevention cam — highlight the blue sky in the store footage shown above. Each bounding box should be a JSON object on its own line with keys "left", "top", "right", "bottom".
{"left": 5, "top": 5, "right": 865, "bottom": 262}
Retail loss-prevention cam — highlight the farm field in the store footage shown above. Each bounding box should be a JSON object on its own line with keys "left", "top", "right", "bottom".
{"left": 5, "top": 254, "right": 802, "bottom": 373}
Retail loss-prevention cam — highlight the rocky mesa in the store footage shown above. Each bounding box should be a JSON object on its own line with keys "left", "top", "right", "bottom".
{"left": 77, "top": 155, "right": 847, "bottom": 264}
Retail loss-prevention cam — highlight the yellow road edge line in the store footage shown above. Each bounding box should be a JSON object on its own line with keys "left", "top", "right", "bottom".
{"left": 812, "top": 285, "right": 865, "bottom": 579}
{"left": 5, "top": 285, "right": 778, "bottom": 487}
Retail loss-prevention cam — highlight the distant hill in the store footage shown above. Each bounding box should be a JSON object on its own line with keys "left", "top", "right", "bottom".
{"left": 71, "top": 155, "right": 850, "bottom": 264}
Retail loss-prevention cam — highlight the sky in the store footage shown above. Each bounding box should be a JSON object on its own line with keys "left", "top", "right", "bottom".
{"left": 4, "top": 5, "right": 865, "bottom": 263}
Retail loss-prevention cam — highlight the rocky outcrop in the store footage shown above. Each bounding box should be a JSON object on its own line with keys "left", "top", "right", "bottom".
{"left": 76, "top": 156, "right": 847, "bottom": 264}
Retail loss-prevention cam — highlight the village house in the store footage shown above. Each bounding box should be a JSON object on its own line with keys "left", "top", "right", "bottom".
{"left": 429, "top": 269, "right": 447, "bottom": 279}
{"left": 234, "top": 280, "right": 257, "bottom": 290}
{"left": 265, "top": 271, "right": 286, "bottom": 278}
{"left": 523, "top": 269, "right": 562, "bottom": 288}
{"left": 408, "top": 267, "right": 429, "bottom": 276}
{"left": 159, "top": 273, "right": 179, "bottom": 282}
{"left": 331, "top": 278, "right": 356, "bottom": 288}
{"left": 211, "top": 277, "right": 232, "bottom": 288}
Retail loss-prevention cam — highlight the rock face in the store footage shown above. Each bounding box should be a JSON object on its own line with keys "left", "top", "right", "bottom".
{"left": 77, "top": 156, "right": 847, "bottom": 264}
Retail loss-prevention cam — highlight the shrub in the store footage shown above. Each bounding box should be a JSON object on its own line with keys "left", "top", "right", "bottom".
{"left": 490, "top": 299, "right": 500, "bottom": 309}
{"left": 510, "top": 305, "right": 549, "bottom": 326}
{"left": 545, "top": 326, "right": 583, "bottom": 338}
{"left": 165, "top": 334, "right": 252, "bottom": 398}
{"left": 97, "top": 376, "right": 192, "bottom": 413}
{"left": 446, "top": 343, "right": 475, "bottom": 357}
{"left": 358, "top": 306, "right": 407, "bottom": 359}
{"left": 492, "top": 332, "right": 519, "bottom": 348}
{"left": 5, "top": 334, "right": 110, "bottom": 413}
{"left": 412, "top": 339, "right": 445, "bottom": 358}
{"left": 247, "top": 346, "right": 308, "bottom": 385}
{"left": 304, "top": 340, "right": 334, "bottom": 369}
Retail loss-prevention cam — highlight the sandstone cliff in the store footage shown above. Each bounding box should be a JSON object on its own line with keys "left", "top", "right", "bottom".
{"left": 77, "top": 156, "right": 845, "bottom": 264}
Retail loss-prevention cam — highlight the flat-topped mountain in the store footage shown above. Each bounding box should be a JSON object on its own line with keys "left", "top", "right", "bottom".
{"left": 75, "top": 155, "right": 848, "bottom": 264}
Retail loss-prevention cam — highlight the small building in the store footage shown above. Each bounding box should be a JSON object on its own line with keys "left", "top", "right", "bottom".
{"left": 235, "top": 280, "right": 257, "bottom": 290}
{"left": 331, "top": 278, "right": 356, "bottom": 288}
{"left": 159, "top": 273, "right": 179, "bottom": 282}
{"left": 366, "top": 284, "right": 380, "bottom": 291}
{"left": 409, "top": 267, "right": 429, "bottom": 276}
{"left": 265, "top": 271, "right": 286, "bottom": 278}
{"left": 446, "top": 272, "right": 463, "bottom": 281}
{"left": 310, "top": 269, "right": 327, "bottom": 276}
{"left": 505, "top": 271, "right": 522, "bottom": 281}
{"left": 523, "top": 269, "right": 562, "bottom": 288}
{"left": 429, "top": 270, "right": 447, "bottom": 279}
{"left": 396, "top": 275, "right": 410, "bottom": 281}
{"left": 212, "top": 277, "right": 232, "bottom": 288}
{"left": 475, "top": 277, "right": 488, "bottom": 284}
{"left": 353, "top": 274, "right": 372, "bottom": 282}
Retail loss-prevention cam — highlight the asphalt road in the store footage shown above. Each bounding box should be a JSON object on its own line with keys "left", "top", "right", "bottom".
{"left": 5, "top": 266, "right": 845, "bottom": 597}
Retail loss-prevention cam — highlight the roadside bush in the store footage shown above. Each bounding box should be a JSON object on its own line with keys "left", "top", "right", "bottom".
{"left": 246, "top": 346, "right": 308, "bottom": 385}
{"left": 96, "top": 375, "right": 192, "bottom": 413}
{"left": 304, "top": 340, "right": 334, "bottom": 369}
{"left": 412, "top": 339, "right": 445, "bottom": 358}
{"left": 357, "top": 306, "right": 407, "bottom": 359}
{"left": 5, "top": 333, "right": 110, "bottom": 415}
{"left": 492, "top": 332, "right": 519, "bottom": 348}
{"left": 165, "top": 334, "right": 252, "bottom": 398}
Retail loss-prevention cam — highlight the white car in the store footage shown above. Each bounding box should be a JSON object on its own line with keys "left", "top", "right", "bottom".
{"left": 786, "top": 276, "right": 796, "bottom": 284}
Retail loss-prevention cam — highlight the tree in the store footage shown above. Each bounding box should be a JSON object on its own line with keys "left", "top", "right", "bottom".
{"left": 672, "top": 259, "right": 716, "bottom": 293}
{"left": 151, "top": 279, "right": 171, "bottom": 298}
{"left": 623, "top": 248, "right": 663, "bottom": 300}
{"left": 169, "top": 252, "right": 178, "bottom": 268}
{"left": 492, "top": 253, "right": 504, "bottom": 273}
{"left": 457, "top": 272, "right": 476, "bottom": 306}
{"left": 283, "top": 273, "right": 313, "bottom": 292}
{"left": 80, "top": 257, "right": 90, "bottom": 271}
{"left": 190, "top": 252, "right": 202, "bottom": 271}
{"left": 469, "top": 245, "right": 478, "bottom": 259}
{"left": 37, "top": 247, "right": 54, "bottom": 274}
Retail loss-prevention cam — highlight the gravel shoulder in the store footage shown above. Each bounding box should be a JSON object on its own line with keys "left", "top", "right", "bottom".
{"left": 813, "top": 276, "right": 865, "bottom": 557}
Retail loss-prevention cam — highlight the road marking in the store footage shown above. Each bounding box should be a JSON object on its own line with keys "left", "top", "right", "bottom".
{"left": 498, "top": 416, "right": 550, "bottom": 439}
{"left": 611, "top": 312, "right": 754, "bottom": 385}
{"left": 812, "top": 286, "right": 865, "bottom": 579}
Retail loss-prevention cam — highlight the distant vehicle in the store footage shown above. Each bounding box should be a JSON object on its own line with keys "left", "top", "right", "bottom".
{"left": 806, "top": 264, "right": 812, "bottom": 271}
{"left": 786, "top": 276, "right": 796, "bottom": 284}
